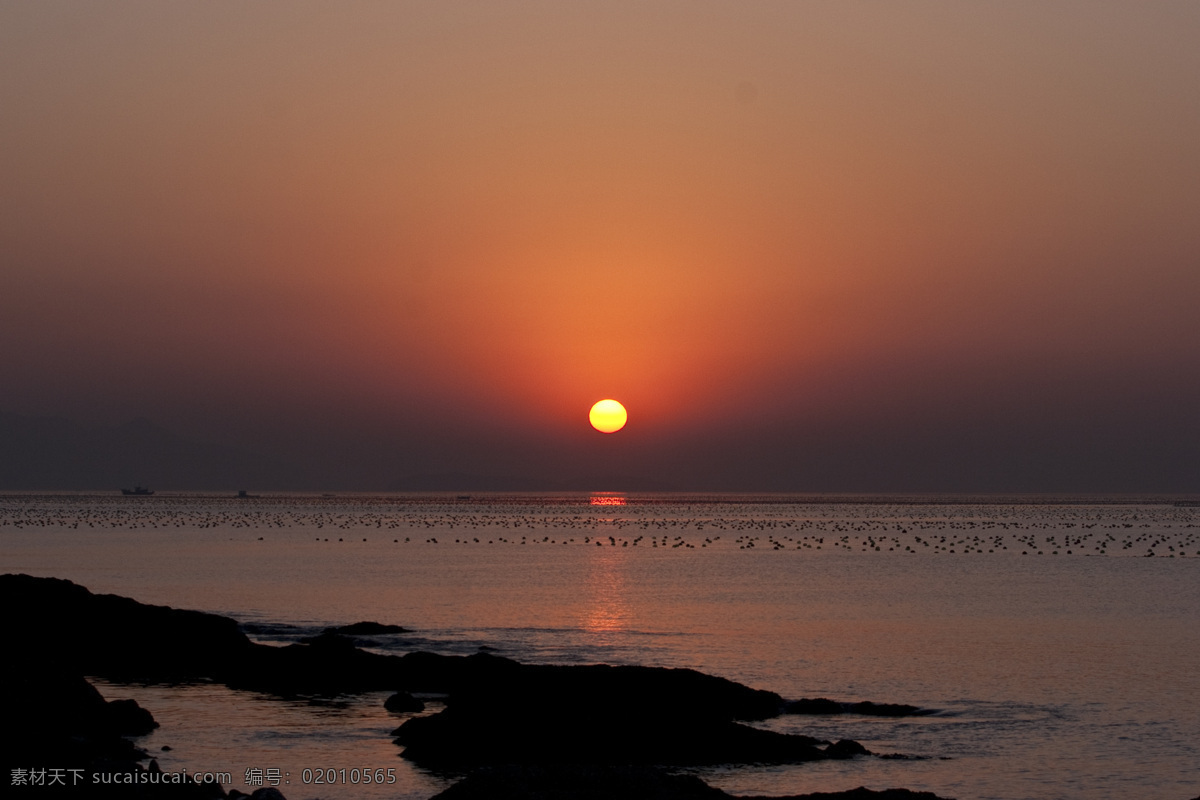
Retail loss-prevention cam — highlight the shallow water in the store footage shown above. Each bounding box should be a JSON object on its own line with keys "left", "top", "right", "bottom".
{"left": 3, "top": 493, "right": 1198, "bottom": 799}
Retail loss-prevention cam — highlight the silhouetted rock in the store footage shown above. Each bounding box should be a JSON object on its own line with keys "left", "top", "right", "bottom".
{"left": 0, "top": 574, "right": 512, "bottom": 698}
{"left": 393, "top": 649, "right": 520, "bottom": 693}
{"left": 824, "top": 739, "right": 872, "bottom": 759}
{"left": 297, "top": 630, "right": 357, "bottom": 649}
{"left": 430, "top": 764, "right": 727, "bottom": 799}
{"left": 0, "top": 664, "right": 223, "bottom": 798}
{"left": 227, "top": 789, "right": 288, "bottom": 800}
{"left": 443, "top": 658, "right": 784, "bottom": 722}
{"left": 742, "top": 790, "right": 951, "bottom": 800}
{"left": 384, "top": 690, "right": 425, "bottom": 712}
{"left": 2, "top": 666, "right": 150, "bottom": 766}
{"left": 396, "top": 705, "right": 832, "bottom": 768}
{"left": 392, "top": 660, "right": 846, "bottom": 768}
{"left": 1, "top": 573, "right": 251, "bottom": 682}
{"left": 105, "top": 698, "right": 160, "bottom": 736}
{"left": 0, "top": 573, "right": 404, "bottom": 696}
{"left": 0, "top": 574, "right": 784, "bottom": 714}
{"left": 428, "top": 766, "right": 953, "bottom": 800}
{"left": 3, "top": 574, "right": 941, "bottom": 799}
{"left": 225, "top": 636, "right": 404, "bottom": 696}
{"left": 782, "top": 698, "right": 844, "bottom": 715}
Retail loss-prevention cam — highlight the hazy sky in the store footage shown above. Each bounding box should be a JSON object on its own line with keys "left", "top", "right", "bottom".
{"left": 3, "top": 1, "right": 1198, "bottom": 491}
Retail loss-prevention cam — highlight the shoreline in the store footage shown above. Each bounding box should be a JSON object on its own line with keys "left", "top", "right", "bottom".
{"left": 3, "top": 574, "right": 950, "bottom": 800}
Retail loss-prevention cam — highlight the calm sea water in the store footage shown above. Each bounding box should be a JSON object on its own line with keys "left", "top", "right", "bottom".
{"left": 3, "top": 493, "right": 1198, "bottom": 800}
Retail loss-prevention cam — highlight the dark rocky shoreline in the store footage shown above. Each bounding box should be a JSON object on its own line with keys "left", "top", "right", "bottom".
{"left": 427, "top": 767, "right": 949, "bottom": 800}
{"left": 2, "top": 573, "right": 950, "bottom": 799}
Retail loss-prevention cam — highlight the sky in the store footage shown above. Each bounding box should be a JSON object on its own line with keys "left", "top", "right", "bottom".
{"left": 2, "top": 1, "right": 1198, "bottom": 492}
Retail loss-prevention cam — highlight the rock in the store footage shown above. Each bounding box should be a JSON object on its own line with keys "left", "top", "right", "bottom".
{"left": 393, "top": 661, "right": 837, "bottom": 768}
{"left": 445, "top": 658, "right": 784, "bottom": 722}
{"left": 1, "top": 573, "right": 252, "bottom": 682}
{"left": 397, "top": 706, "right": 831, "bottom": 767}
{"left": 1, "top": 573, "right": 407, "bottom": 696}
{"left": 228, "top": 789, "right": 288, "bottom": 800}
{"left": 743, "top": 789, "right": 952, "bottom": 800}
{"left": 824, "top": 739, "right": 872, "bottom": 759}
{"left": 2, "top": 664, "right": 152, "bottom": 762}
{"left": 226, "top": 635, "right": 406, "bottom": 696}
{"left": 3, "top": 573, "right": 793, "bottom": 722}
{"left": 782, "top": 698, "right": 845, "bottom": 715}
{"left": 105, "top": 697, "right": 160, "bottom": 735}
{"left": 429, "top": 766, "right": 954, "bottom": 800}
{"left": 297, "top": 630, "right": 357, "bottom": 649}
{"left": 3, "top": 575, "right": 944, "bottom": 799}
{"left": 384, "top": 690, "right": 425, "bottom": 713}
{"left": 0, "top": 664, "right": 229, "bottom": 798}
{"left": 430, "top": 764, "right": 728, "bottom": 800}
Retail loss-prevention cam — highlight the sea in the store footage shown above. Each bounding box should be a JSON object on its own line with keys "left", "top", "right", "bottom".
{"left": 2, "top": 492, "right": 1198, "bottom": 800}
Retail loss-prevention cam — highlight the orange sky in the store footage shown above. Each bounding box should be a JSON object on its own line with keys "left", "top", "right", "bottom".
{"left": 2, "top": 2, "right": 1198, "bottom": 490}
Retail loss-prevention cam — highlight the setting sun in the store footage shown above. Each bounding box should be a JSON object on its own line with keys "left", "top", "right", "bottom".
{"left": 589, "top": 399, "right": 627, "bottom": 434}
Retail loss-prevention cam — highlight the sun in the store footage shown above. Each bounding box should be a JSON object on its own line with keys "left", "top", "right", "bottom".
{"left": 589, "top": 399, "right": 627, "bottom": 434}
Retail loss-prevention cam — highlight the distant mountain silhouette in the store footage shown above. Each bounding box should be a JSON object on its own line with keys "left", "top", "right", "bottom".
{"left": 0, "top": 413, "right": 291, "bottom": 491}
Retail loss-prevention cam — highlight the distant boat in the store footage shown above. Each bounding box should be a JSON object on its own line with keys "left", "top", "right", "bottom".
{"left": 236, "top": 490, "right": 260, "bottom": 499}
{"left": 121, "top": 486, "right": 154, "bottom": 496}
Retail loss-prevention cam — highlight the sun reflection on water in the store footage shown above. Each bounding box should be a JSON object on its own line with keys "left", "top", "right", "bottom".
{"left": 581, "top": 544, "right": 631, "bottom": 634}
